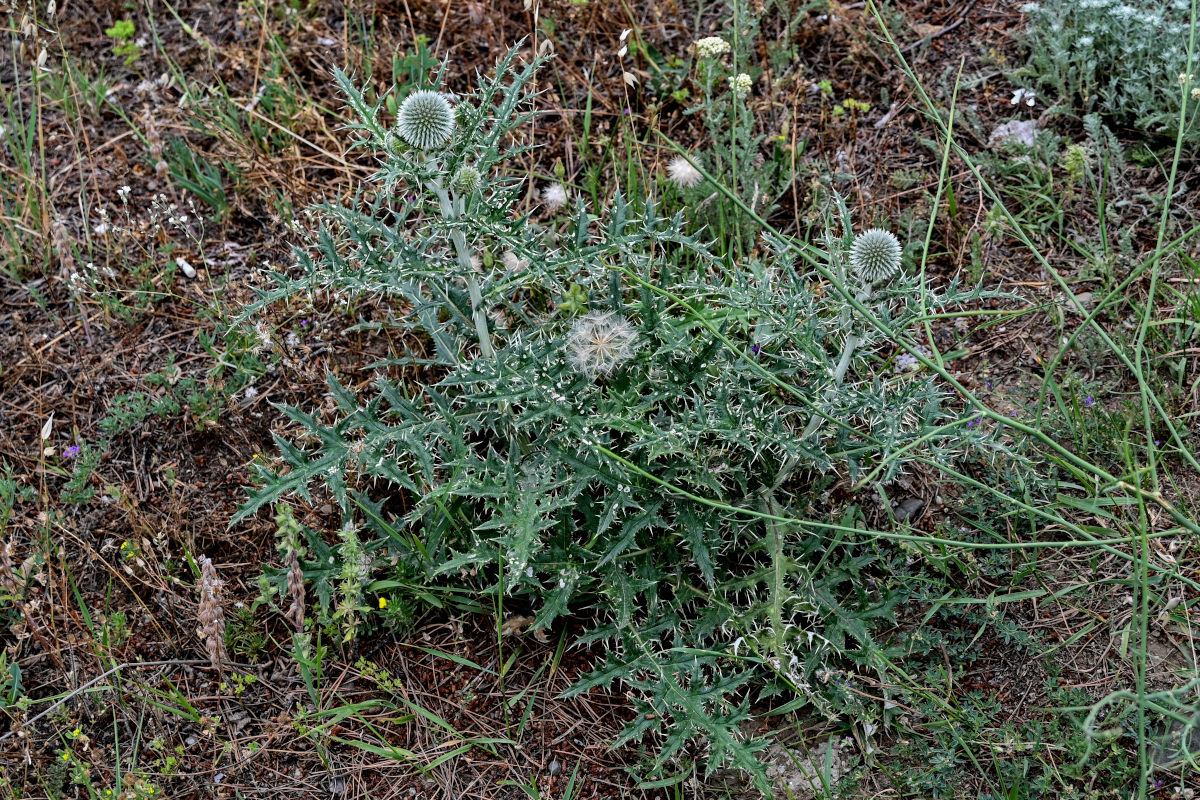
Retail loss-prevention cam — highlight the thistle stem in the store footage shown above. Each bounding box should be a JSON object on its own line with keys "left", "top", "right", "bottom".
{"left": 431, "top": 178, "right": 495, "bottom": 359}
{"left": 801, "top": 284, "right": 871, "bottom": 441}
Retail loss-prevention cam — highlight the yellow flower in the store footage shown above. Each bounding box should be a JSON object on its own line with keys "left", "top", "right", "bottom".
{"left": 378, "top": 597, "right": 388, "bottom": 609}
{"left": 61, "top": 752, "right": 70, "bottom": 761}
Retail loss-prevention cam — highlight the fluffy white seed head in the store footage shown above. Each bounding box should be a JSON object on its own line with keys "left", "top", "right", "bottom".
{"left": 542, "top": 182, "right": 569, "bottom": 210}
{"left": 850, "top": 228, "right": 902, "bottom": 284}
{"left": 396, "top": 90, "right": 455, "bottom": 150}
{"left": 667, "top": 155, "right": 703, "bottom": 188}
{"left": 566, "top": 311, "right": 638, "bottom": 379}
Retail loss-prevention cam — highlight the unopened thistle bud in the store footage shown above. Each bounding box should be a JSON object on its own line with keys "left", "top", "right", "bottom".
{"left": 565, "top": 311, "right": 639, "bottom": 378}
{"left": 850, "top": 228, "right": 903, "bottom": 285}
{"left": 197, "top": 556, "right": 229, "bottom": 669}
{"left": 396, "top": 90, "right": 455, "bottom": 150}
{"left": 667, "top": 155, "right": 703, "bottom": 188}
{"left": 453, "top": 164, "right": 482, "bottom": 194}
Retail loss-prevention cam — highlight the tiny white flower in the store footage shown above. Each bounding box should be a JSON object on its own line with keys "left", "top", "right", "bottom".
{"left": 666, "top": 155, "right": 703, "bottom": 188}
{"left": 1010, "top": 87, "right": 1036, "bottom": 107}
{"left": 541, "top": 182, "right": 568, "bottom": 210}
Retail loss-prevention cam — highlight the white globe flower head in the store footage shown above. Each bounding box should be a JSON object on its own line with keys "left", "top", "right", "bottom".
{"left": 850, "top": 228, "right": 903, "bottom": 285}
{"left": 396, "top": 90, "right": 455, "bottom": 150}
{"left": 667, "top": 155, "right": 703, "bottom": 188}
{"left": 542, "top": 182, "right": 569, "bottom": 210}
{"left": 566, "top": 311, "right": 639, "bottom": 379}
{"left": 694, "top": 36, "right": 731, "bottom": 59}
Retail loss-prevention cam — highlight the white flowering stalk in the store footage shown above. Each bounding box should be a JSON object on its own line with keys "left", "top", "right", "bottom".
{"left": 667, "top": 155, "right": 704, "bottom": 188}
{"left": 565, "top": 311, "right": 639, "bottom": 378}
{"left": 197, "top": 555, "right": 229, "bottom": 669}
{"left": 694, "top": 36, "right": 731, "bottom": 59}
{"left": 396, "top": 90, "right": 455, "bottom": 150}
{"left": 730, "top": 73, "right": 753, "bottom": 99}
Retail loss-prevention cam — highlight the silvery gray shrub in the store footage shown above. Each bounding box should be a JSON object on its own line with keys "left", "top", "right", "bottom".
{"left": 1020, "top": 0, "right": 1200, "bottom": 146}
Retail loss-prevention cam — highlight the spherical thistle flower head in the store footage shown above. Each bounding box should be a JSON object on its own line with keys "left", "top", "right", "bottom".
{"left": 452, "top": 164, "right": 482, "bottom": 194}
{"left": 850, "top": 228, "right": 903, "bottom": 284}
{"left": 565, "top": 311, "right": 639, "bottom": 379}
{"left": 667, "top": 155, "right": 703, "bottom": 188}
{"left": 694, "top": 36, "right": 731, "bottom": 59}
{"left": 396, "top": 90, "right": 455, "bottom": 150}
{"left": 542, "top": 182, "right": 569, "bottom": 210}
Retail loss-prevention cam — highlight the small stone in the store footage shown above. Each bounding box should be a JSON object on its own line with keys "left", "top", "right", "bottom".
{"left": 988, "top": 118, "right": 1038, "bottom": 149}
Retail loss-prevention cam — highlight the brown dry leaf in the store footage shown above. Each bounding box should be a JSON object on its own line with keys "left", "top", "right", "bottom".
{"left": 911, "top": 22, "right": 946, "bottom": 37}
{"left": 501, "top": 615, "right": 536, "bottom": 637}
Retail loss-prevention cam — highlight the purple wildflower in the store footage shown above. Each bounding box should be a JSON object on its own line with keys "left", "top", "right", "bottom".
{"left": 63, "top": 445, "right": 80, "bottom": 459}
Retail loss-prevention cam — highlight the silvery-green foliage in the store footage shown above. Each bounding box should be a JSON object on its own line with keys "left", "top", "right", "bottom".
{"left": 1020, "top": 0, "right": 1200, "bottom": 146}
{"left": 238, "top": 44, "right": 998, "bottom": 789}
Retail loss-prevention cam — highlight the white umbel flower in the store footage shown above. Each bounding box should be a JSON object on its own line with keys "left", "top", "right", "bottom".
{"left": 694, "top": 36, "right": 731, "bottom": 59}
{"left": 565, "top": 311, "right": 638, "bottom": 378}
{"left": 730, "top": 73, "right": 753, "bottom": 98}
{"left": 396, "top": 90, "right": 455, "bottom": 150}
{"left": 667, "top": 155, "right": 703, "bottom": 188}
{"left": 850, "top": 228, "right": 903, "bottom": 284}
{"left": 542, "top": 182, "right": 569, "bottom": 210}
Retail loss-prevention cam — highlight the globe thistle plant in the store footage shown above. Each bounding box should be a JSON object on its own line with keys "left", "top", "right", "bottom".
{"left": 241, "top": 45, "right": 995, "bottom": 791}
{"left": 396, "top": 90, "right": 455, "bottom": 150}
{"left": 850, "top": 228, "right": 902, "bottom": 285}
{"left": 667, "top": 155, "right": 704, "bottom": 188}
{"left": 565, "top": 311, "right": 638, "bottom": 378}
